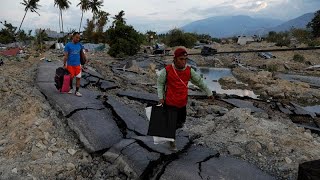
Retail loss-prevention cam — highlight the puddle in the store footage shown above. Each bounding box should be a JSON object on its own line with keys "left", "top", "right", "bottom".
{"left": 196, "top": 67, "right": 259, "bottom": 99}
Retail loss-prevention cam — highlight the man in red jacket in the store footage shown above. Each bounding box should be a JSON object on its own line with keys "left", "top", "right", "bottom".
{"left": 157, "top": 47, "right": 213, "bottom": 150}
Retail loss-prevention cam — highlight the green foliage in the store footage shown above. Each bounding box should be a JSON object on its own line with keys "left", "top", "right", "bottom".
{"left": 164, "top": 29, "right": 197, "bottom": 48}
{"left": 34, "top": 29, "right": 49, "bottom": 51}
{"left": 16, "top": 30, "right": 34, "bottom": 42}
{"left": 212, "top": 38, "right": 222, "bottom": 43}
{"left": 291, "top": 28, "right": 312, "bottom": 44}
{"left": 293, "top": 54, "right": 305, "bottom": 62}
{"left": 112, "top": 10, "right": 126, "bottom": 28}
{"left": 145, "top": 30, "right": 157, "bottom": 45}
{"left": 275, "top": 39, "right": 290, "bottom": 47}
{"left": 267, "top": 31, "right": 290, "bottom": 47}
{"left": 83, "top": 10, "right": 110, "bottom": 43}
{"left": 106, "top": 23, "right": 144, "bottom": 57}
{"left": 307, "top": 10, "right": 320, "bottom": 38}
{"left": 307, "top": 39, "right": 320, "bottom": 47}
{"left": 266, "top": 64, "right": 278, "bottom": 72}
{"left": 0, "top": 21, "right": 17, "bottom": 43}
{"left": 83, "top": 18, "right": 95, "bottom": 42}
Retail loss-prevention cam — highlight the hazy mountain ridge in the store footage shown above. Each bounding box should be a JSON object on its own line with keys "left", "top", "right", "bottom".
{"left": 180, "top": 13, "right": 315, "bottom": 38}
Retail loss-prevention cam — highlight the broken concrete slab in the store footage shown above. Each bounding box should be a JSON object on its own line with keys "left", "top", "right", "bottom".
{"left": 68, "top": 109, "right": 123, "bottom": 152}
{"left": 103, "top": 139, "right": 160, "bottom": 179}
{"left": 83, "top": 66, "right": 104, "bottom": 79}
{"left": 276, "top": 102, "right": 293, "bottom": 115}
{"left": 290, "top": 102, "right": 316, "bottom": 118}
{"left": 276, "top": 73, "right": 320, "bottom": 88}
{"left": 117, "top": 90, "right": 159, "bottom": 104}
{"left": 222, "top": 99, "right": 264, "bottom": 113}
{"left": 132, "top": 130, "right": 190, "bottom": 155}
{"left": 80, "top": 78, "right": 90, "bottom": 88}
{"left": 159, "top": 146, "right": 274, "bottom": 180}
{"left": 201, "top": 156, "right": 275, "bottom": 180}
{"left": 99, "top": 80, "right": 118, "bottom": 91}
{"left": 106, "top": 96, "right": 149, "bottom": 135}
{"left": 158, "top": 146, "right": 219, "bottom": 180}
{"left": 37, "top": 61, "right": 60, "bottom": 82}
{"left": 296, "top": 124, "right": 320, "bottom": 134}
{"left": 37, "top": 83, "right": 104, "bottom": 116}
{"left": 302, "top": 105, "right": 320, "bottom": 117}
{"left": 188, "top": 90, "right": 208, "bottom": 99}
{"left": 86, "top": 76, "right": 100, "bottom": 84}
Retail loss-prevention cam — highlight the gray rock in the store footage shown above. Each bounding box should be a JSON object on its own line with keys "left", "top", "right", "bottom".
{"left": 247, "top": 141, "right": 262, "bottom": 153}
{"left": 227, "top": 145, "right": 245, "bottom": 156}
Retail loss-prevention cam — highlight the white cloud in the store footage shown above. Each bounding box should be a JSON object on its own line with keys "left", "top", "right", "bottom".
{"left": 0, "top": 0, "right": 319, "bottom": 33}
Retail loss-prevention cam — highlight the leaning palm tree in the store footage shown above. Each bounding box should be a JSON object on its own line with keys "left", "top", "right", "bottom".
{"left": 54, "top": 0, "right": 71, "bottom": 33}
{"left": 77, "top": 0, "right": 90, "bottom": 32}
{"left": 18, "top": 0, "right": 41, "bottom": 32}
{"left": 89, "top": 0, "right": 103, "bottom": 17}
{"left": 112, "top": 10, "right": 126, "bottom": 27}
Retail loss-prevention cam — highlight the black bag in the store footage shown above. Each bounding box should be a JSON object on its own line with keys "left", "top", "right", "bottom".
{"left": 298, "top": 159, "right": 320, "bottom": 180}
{"left": 80, "top": 50, "right": 86, "bottom": 65}
{"left": 54, "top": 67, "right": 69, "bottom": 90}
{"left": 147, "top": 105, "right": 177, "bottom": 139}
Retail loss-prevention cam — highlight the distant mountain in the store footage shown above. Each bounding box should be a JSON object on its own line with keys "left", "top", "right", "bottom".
{"left": 180, "top": 15, "right": 283, "bottom": 38}
{"left": 268, "top": 13, "right": 315, "bottom": 32}
{"left": 180, "top": 13, "right": 315, "bottom": 38}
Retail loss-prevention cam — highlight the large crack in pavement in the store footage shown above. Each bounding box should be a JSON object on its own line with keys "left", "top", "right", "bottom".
{"left": 65, "top": 107, "right": 105, "bottom": 118}
{"left": 108, "top": 140, "right": 137, "bottom": 164}
{"left": 196, "top": 153, "right": 220, "bottom": 179}
{"left": 140, "top": 139, "right": 194, "bottom": 180}
{"left": 103, "top": 97, "right": 145, "bottom": 137}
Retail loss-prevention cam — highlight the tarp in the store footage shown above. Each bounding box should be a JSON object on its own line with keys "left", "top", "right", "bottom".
{"left": 0, "top": 48, "right": 20, "bottom": 56}
{"left": 83, "top": 43, "right": 106, "bottom": 51}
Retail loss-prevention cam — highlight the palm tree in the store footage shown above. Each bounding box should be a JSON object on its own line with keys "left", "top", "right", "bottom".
{"left": 112, "top": 10, "right": 126, "bottom": 27}
{"left": 89, "top": 0, "right": 103, "bottom": 17}
{"left": 77, "top": 0, "right": 90, "bottom": 32}
{"left": 18, "top": 0, "right": 41, "bottom": 32}
{"left": 96, "top": 10, "right": 110, "bottom": 32}
{"left": 54, "top": 0, "right": 71, "bottom": 33}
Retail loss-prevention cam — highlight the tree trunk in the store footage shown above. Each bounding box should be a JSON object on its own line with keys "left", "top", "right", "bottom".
{"left": 79, "top": 10, "right": 84, "bottom": 32}
{"left": 60, "top": 9, "right": 64, "bottom": 34}
{"left": 18, "top": 9, "right": 28, "bottom": 32}
{"left": 58, "top": 11, "right": 61, "bottom": 33}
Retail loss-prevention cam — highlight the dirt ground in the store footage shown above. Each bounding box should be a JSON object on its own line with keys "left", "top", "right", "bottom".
{"left": 0, "top": 41, "right": 319, "bottom": 179}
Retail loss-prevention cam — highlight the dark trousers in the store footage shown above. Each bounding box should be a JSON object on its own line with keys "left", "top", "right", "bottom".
{"left": 164, "top": 104, "right": 187, "bottom": 130}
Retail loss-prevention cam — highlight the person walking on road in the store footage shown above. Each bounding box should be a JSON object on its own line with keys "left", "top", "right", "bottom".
{"left": 157, "top": 47, "right": 213, "bottom": 150}
{"left": 63, "top": 32, "right": 86, "bottom": 97}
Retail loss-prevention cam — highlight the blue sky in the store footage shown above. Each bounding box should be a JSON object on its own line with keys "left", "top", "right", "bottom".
{"left": 0, "top": 0, "right": 319, "bottom": 33}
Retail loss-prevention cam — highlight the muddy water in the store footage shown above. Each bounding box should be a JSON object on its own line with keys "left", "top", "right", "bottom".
{"left": 197, "top": 67, "right": 258, "bottom": 99}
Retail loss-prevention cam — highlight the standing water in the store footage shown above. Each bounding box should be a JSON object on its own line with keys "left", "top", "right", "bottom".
{"left": 196, "top": 67, "right": 258, "bottom": 99}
